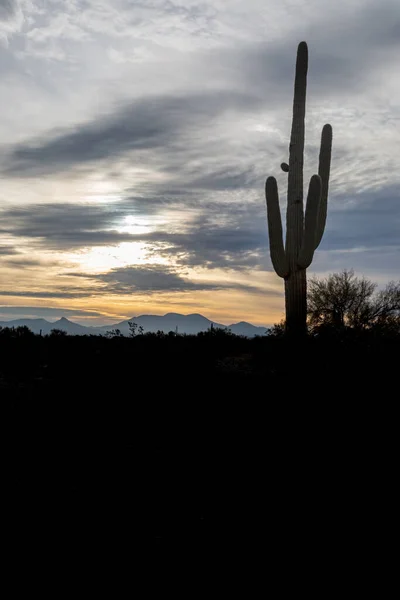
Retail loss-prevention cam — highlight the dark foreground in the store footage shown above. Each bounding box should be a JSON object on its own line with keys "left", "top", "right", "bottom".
{"left": 1, "top": 328, "right": 398, "bottom": 565}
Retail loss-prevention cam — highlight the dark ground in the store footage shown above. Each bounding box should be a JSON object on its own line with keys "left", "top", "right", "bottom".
{"left": 1, "top": 329, "right": 397, "bottom": 565}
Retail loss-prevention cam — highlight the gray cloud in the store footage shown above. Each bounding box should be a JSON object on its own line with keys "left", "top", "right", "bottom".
{"left": 0, "top": 198, "right": 270, "bottom": 272}
{"left": 0, "top": 305, "right": 103, "bottom": 318}
{"left": 215, "top": 0, "right": 400, "bottom": 102}
{"left": 138, "top": 185, "right": 400, "bottom": 273}
{"left": 118, "top": 164, "right": 263, "bottom": 217}
{"left": 3, "top": 180, "right": 398, "bottom": 278}
{"left": 0, "top": 244, "right": 18, "bottom": 255}
{"left": 95, "top": 264, "right": 218, "bottom": 293}
{"left": 312, "top": 246, "right": 400, "bottom": 281}
{"left": 2, "top": 90, "right": 263, "bottom": 177}
{"left": 186, "top": 166, "right": 258, "bottom": 192}
{"left": 0, "top": 202, "right": 135, "bottom": 248}
{"left": 0, "top": 0, "right": 17, "bottom": 20}
{"left": 2, "top": 256, "right": 62, "bottom": 268}
{"left": 0, "top": 0, "right": 23, "bottom": 40}
{"left": 322, "top": 187, "right": 400, "bottom": 251}
{"left": 0, "top": 289, "right": 94, "bottom": 298}
{"left": 1, "top": 174, "right": 398, "bottom": 278}
{"left": 144, "top": 211, "right": 268, "bottom": 270}
{"left": 68, "top": 263, "right": 264, "bottom": 294}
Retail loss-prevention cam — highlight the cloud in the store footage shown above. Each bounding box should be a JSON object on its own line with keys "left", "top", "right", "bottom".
{"left": 2, "top": 90, "right": 263, "bottom": 177}
{"left": 143, "top": 211, "right": 268, "bottom": 270}
{"left": 19, "top": 0, "right": 221, "bottom": 57}
{"left": 0, "top": 0, "right": 24, "bottom": 42}
{"left": 223, "top": 1, "right": 400, "bottom": 102}
{"left": 185, "top": 166, "right": 258, "bottom": 192}
{"left": 322, "top": 186, "right": 400, "bottom": 251}
{"left": 0, "top": 202, "right": 134, "bottom": 248}
{"left": 2, "top": 178, "right": 398, "bottom": 277}
{"left": 0, "top": 244, "right": 18, "bottom": 255}
{"left": 67, "top": 263, "right": 265, "bottom": 295}
{"left": 2, "top": 255, "right": 64, "bottom": 268}
{"left": 0, "top": 195, "right": 270, "bottom": 271}
{"left": 0, "top": 305, "right": 103, "bottom": 318}
{"left": 0, "top": 0, "right": 17, "bottom": 20}
{"left": 0, "top": 289, "right": 94, "bottom": 298}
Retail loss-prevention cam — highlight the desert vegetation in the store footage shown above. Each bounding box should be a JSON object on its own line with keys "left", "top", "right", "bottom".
{"left": 1, "top": 269, "right": 398, "bottom": 400}
{"left": 2, "top": 269, "right": 398, "bottom": 545}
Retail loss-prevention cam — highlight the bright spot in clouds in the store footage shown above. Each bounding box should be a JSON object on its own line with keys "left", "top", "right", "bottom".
{"left": 70, "top": 241, "right": 169, "bottom": 273}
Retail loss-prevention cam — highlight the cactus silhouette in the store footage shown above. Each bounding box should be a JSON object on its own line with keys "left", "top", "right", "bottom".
{"left": 265, "top": 41, "right": 333, "bottom": 336}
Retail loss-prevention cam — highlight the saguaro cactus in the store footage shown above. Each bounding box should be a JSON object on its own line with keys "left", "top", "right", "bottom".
{"left": 265, "top": 41, "right": 332, "bottom": 336}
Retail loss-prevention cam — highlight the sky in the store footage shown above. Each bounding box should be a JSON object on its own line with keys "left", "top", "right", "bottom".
{"left": 0, "top": 0, "right": 399, "bottom": 327}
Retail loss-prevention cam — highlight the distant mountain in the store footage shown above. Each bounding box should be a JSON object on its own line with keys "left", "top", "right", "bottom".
{"left": 0, "top": 313, "right": 268, "bottom": 338}
{"left": 0, "top": 318, "right": 50, "bottom": 335}
{"left": 227, "top": 321, "right": 268, "bottom": 337}
{"left": 51, "top": 317, "right": 94, "bottom": 335}
{"left": 99, "top": 313, "right": 217, "bottom": 336}
{"left": 99, "top": 313, "right": 267, "bottom": 336}
{"left": 0, "top": 317, "right": 100, "bottom": 336}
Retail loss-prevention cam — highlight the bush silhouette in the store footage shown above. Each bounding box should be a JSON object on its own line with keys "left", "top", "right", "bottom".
{"left": 308, "top": 269, "right": 400, "bottom": 331}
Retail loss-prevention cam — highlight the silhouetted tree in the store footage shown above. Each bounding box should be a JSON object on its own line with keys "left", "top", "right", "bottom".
{"left": 105, "top": 328, "right": 124, "bottom": 338}
{"left": 266, "top": 320, "right": 286, "bottom": 338}
{"left": 369, "top": 280, "right": 400, "bottom": 324}
{"left": 308, "top": 269, "right": 400, "bottom": 330}
{"left": 202, "top": 326, "right": 235, "bottom": 338}
{"left": 49, "top": 328, "right": 68, "bottom": 337}
{"left": 0, "top": 325, "right": 35, "bottom": 339}
{"left": 128, "top": 321, "right": 144, "bottom": 337}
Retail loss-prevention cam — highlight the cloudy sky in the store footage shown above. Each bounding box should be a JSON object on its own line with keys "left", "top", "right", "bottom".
{"left": 0, "top": 0, "right": 399, "bottom": 326}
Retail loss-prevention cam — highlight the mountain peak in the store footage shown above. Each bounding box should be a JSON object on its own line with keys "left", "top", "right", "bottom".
{"left": 187, "top": 313, "right": 210, "bottom": 321}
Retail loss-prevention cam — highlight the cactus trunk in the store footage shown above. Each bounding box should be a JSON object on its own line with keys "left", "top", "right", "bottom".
{"left": 285, "top": 269, "right": 307, "bottom": 336}
{"left": 285, "top": 43, "right": 307, "bottom": 336}
{"left": 265, "top": 41, "right": 332, "bottom": 337}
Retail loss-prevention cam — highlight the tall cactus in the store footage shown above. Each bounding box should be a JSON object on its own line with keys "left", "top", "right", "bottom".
{"left": 265, "top": 41, "right": 333, "bottom": 336}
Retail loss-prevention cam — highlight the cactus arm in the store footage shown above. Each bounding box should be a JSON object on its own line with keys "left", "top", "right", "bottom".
{"left": 265, "top": 176, "right": 289, "bottom": 278}
{"left": 297, "top": 174, "right": 322, "bottom": 270}
{"left": 314, "top": 123, "right": 333, "bottom": 249}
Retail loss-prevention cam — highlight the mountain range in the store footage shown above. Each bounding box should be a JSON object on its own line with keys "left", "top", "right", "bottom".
{"left": 0, "top": 313, "right": 268, "bottom": 337}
